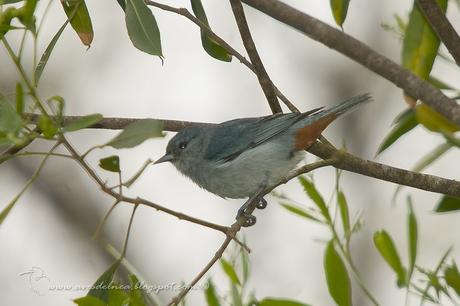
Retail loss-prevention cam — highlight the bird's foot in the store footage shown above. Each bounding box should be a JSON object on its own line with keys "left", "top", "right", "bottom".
{"left": 236, "top": 206, "right": 257, "bottom": 227}
{"left": 256, "top": 198, "right": 267, "bottom": 209}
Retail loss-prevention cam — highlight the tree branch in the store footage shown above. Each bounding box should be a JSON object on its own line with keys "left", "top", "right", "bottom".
{"left": 145, "top": 0, "right": 299, "bottom": 113}
{"left": 417, "top": 0, "right": 460, "bottom": 66}
{"left": 240, "top": 0, "right": 460, "bottom": 125}
{"left": 31, "top": 115, "right": 460, "bottom": 198}
{"left": 229, "top": 0, "right": 282, "bottom": 113}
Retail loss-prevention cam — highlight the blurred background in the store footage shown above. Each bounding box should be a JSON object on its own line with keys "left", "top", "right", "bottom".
{"left": 1, "top": 0, "right": 460, "bottom": 305}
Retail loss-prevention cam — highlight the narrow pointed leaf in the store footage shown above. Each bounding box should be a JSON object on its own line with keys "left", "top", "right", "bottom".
{"left": 125, "top": 0, "right": 162, "bottom": 57}
{"left": 415, "top": 104, "right": 459, "bottom": 133}
{"left": 0, "top": 97, "right": 23, "bottom": 134}
{"left": 220, "top": 259, "right": 240, "bottom": 286}
{"left": 407, "top": 197, "right": 418, "bottom": 281}
{"left": 428, "top": 76, "right": 457, "bottom": 90}
{"left": 128, "top": 274, "right": 148, "bottom": 306}
{"left": 62, "top": 114, "right": 103, "bottom": 132}
{"left": 402, "top": 0, "right": 447, "bottom": 80}
{"left": 337, "top": 191, "right": 350, "bottom": 236}
{"left": 1, "top": 0, "right": 25, "bottom": 3}
{"left": 373, "top": 230, "right": 406, "bottom": 286}
{"left": 230, "top": 282, "right": 242, "bottom": 306}
{"left": 445, "top": 262, "right": 460, "bottom": 296}
{"left": 204, "top": 279, "right": 220, "bottom": 306}
{"left": 87, "top": 260, "right": 121, "bottom": 302}
{"left": 190, "top": 0, "right": 231, "bottom": 62}
{"left": 329, "top": 0, "right": 350, "bottom": 27}
{"left": 280, "top": 203, "right": 322, "bottom": 223}
{"left": 99, "top": 155, "right": 120, "bottom": 173}
{"left": 60, "top": 0, "right": 94, "bottom": 46}
{"left": 74, "top": 296, "right": 106, "bottom": 306}
{"left": 377, "top": 108, "right": 418, "bottom": 154}
{"left": 105, "top": 119, "right": 163, "bottom": 149}
{"left": 298, "top": 176, "right": 330, "bottom": 221}
{"left": 435, "top": 196, "right": 460, "bottom": 212}
{"left": 35, "top": 19, "right": 70, "bottom": 85}
{"left": 324, "top": 240, "right": 352, "bottom": 306}
{"left": 38, "top": 115, "right": 58, "bottom": 139}
{"left": 258, "top": 298, "right": 311, "bottom": 306}
{"left": 15, "top": 83, "right": 24, "bottom": 115}
{"left": 108, "top": 286, "right": 129, "bottom": 306}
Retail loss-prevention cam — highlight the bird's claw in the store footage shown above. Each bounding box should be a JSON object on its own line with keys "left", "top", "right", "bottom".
{"left": 256, "top": 198, "right": 267, "bottom": 209}
{"left": 236, "top": 208, "right": 257, "bottom": 227}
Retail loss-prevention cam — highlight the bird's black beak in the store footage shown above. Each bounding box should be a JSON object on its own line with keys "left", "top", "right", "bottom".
{"left": 153, "top": 154, "right": 175, "bottom": 164}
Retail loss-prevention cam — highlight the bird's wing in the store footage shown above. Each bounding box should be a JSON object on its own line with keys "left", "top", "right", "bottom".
{"left": 205, "top": 107, "right": 323, "bottom": 163}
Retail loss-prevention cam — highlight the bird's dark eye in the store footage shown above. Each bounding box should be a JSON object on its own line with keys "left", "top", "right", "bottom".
{"left": 179, "top": 142, "right": 187, "bottom": 149}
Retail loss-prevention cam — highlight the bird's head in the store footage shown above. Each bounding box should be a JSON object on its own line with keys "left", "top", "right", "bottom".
{"left": 154, "top": 127, "right": 204, "bottom": 167}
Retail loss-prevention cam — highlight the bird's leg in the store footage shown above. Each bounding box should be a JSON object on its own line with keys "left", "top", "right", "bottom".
{"left": 256, "top": 198, "right": 267, "bottom": 209}
{"left": 236, "top": 187, "right": 266, "bottom": 227}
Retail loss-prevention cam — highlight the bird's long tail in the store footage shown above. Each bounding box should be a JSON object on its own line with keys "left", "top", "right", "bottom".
{"left": 293, "top": 93, "right": 372, "bottom": 150}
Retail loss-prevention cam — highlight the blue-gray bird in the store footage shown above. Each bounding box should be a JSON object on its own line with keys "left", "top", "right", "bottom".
{"left": 155, "top": 94, "right": 371, "bottom": 226}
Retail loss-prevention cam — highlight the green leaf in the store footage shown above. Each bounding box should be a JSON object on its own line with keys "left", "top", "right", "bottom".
{"left": 99, "top": 155, "right": 121, "bottom": 173}
{"left": 116, "top": 0, "right": 126, "bottom": 11}
{"left": 240, "top": 243, "right": 250, "bottom": 283}
{"left": 435, "top": 196, "right": 460, "bottom": 212}
{"left": 0, "top": 137, "right": 14, "bottom": 148}
{"left": 125, "top": 0, "right": 162, "bottom": 57}
{"left": 1, "top": 0, "right": 25, "bottom": 3}
{"left": 298, "top": 176, "right": 330, "bottom": 221}
{"left": 106, "top": 119, "right": 163, "bottom": 149}
{"left": 377, "top": 108, "right": 418, "bottom": 155}
{"left": 324, "top": 240, "right": 352, "bottom": 306}
{"left": 220, "top": 259, "right": 240, "bottom": 286}
{"left": 128, "top": 274, "right": 147, "bottom": 306}
{"left": 62, "top": 114, "right": 103, "bottom": 132}
{"left": 445, "top": 262, "right": 460, "bottom": 297}
{"left": 15, "top": 83, "right": 24, "bottom": 115}
{"left": 108, "top": 286, "right": 129, "bottom": 306}
{"left": 428, "top": 76, "right": 457, "bottom": 91}
{"left": 204, "top": 279, "right": 220, "bottom": 306}
{"left": 337, "top": 190, "right": 350, "bottom": 236}
{"left": 35, "top": 19, "right": 70, "bottom": 85}
{"left": 407, "top": 197, "right": 418, "bottom": 281}
{"left": 392, "top": 141, "right": 452, "bottom": 202}
{"left": 258, "top": 298, "right": 311, "bottom": 306}
{"left": 17, "top": 0, "right": 37, "bottom": 32}
{"left": 0, "top": 97, "right": 23, "bottom": 134}
{"left": 329, "top": 0, "right": 350, "bottom": 27}
{"left": 38, "top": 115, "right": 58, "bottom": 139}
{"left": 402, "top": 0, "right": 447, "bottom": 80}
{"left": 230, "top": 282, "right": 242, "bottom": 306}
{"left": 74, "top": 296, "right": 107, "bottom": 306}
{"left": 88, "top": 260, "right": 121, "bottom": 302}
{"left": 190, "top": 0, "right": 231, "bottom": 62}
{"left": 280, "top": 203, "right": 321, "bottom": 223}
{"left": 373, "top": 230, "right": 406, "bottom": 286}
{"left": 60, "top": 0, "right": 93, "bottom": 46}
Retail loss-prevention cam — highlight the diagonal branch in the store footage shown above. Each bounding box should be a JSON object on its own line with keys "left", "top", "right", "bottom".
{"left": 240, "top": 0, "right": 460, "bottom": 125}
{"left": 229, "top": 0, "right": 282, "bottom": 113}
{"left": 30, "top": 114, "right": 460, "bottom": 198}
{"left": 146, "top": 0, "right": 298, "bottom": 112}
{"left": 417, "top": 0, "right": 460, "bottom": 66}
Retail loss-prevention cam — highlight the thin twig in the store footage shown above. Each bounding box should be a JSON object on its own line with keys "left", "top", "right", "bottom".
{"left": 145, "top": 0, "right": 299, "bottom": 113}
{"left": 44, "top": 116, "right": 460, "bottom": 198}
{"left": 59, "top": 136, "right": 251, "bottom": 251}
{"left": 167, "top": 236, "right": 233, "bottom": 306}
{"left": 417, "top": 0, "right": 460, "bottom": 66}
{"left": 121, "top": 204, "right": 139, "bottom": 258}
{"left": 241, "top": 0, "right": 460, "bottom": 125}
{"left": 167, "top": 157, "right": 332, "bottom": 305}
{"left": 229, "top": 0, "right": 282, "bottom": 113}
